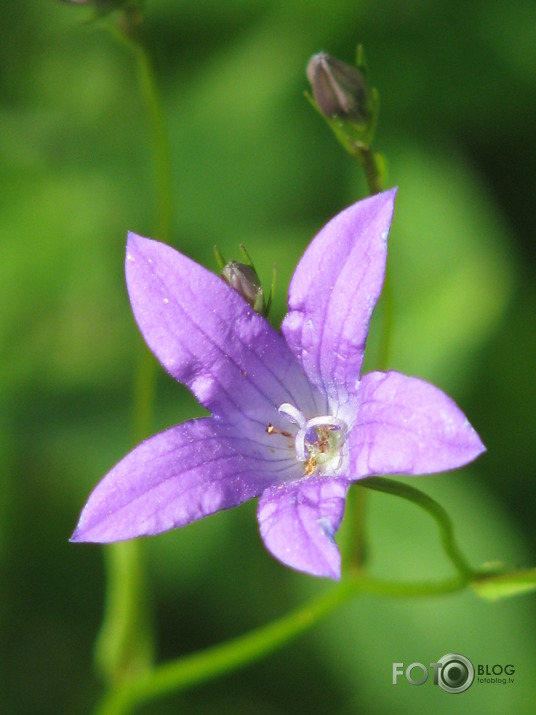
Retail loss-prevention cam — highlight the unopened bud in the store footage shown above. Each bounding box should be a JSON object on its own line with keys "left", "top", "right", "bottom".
{"left": 221, "top": 261, "right": 264, "bottom": 312}
{"left": 215, "top": 244, "right": 275, "bottom": 316}
{"left": 307, "top": 52, "right": 369, "bottom": 124}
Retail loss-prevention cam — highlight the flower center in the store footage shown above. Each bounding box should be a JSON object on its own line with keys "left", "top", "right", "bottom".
{"left": 276, "top": 402, "right": 348, "bottom": 476}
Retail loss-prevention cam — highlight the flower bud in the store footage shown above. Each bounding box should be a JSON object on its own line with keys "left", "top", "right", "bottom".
{"left": 221, "top": 261, "right": 265, "bottom": 313}
{"left": 307, "top": 52, "right": 370, "bottom": 124}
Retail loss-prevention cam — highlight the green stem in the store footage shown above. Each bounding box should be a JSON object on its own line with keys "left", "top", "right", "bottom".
{"left": 360, "top": 477, "right": 477, "bottom": 581}
{"left": 131, "top": 342, "right": 158, "bottom": 446}
{"left": 344, "top": 479, "right": 367, "bottom": 573}
{"left": 347, "top": 144, "right": 389, "bottom": 572}
{"left": 107, "top": 11, "right": 174, "bottom": 243}
{"left": 92, "top": 573, "right": 466, "bottom": 715}
{"left": 358, "top": 145, "right": 383, "bottom": 195}
{"left": 95, "top": 541, "right": 153, "bottom": 683}
{"left": 131, "top": 34, "right": 173, "bottom": 243}
{"left": 95, "top": 7, "right": 174, "bottom": 685}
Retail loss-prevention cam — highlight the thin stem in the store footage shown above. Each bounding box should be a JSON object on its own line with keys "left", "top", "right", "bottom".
{"left": 360, "top": 477, "right": 477, "bottom": 581}
{"left": 95, "top": 7, "right": 174, "bottom": 684}
{"left": 92, "top": 573, "right": 466, "bottom": 715}
{"left": 95, "top": 541, "right": 153, "bottom": 683}
{"left": 108, "top": 11, "right": 174, "bottom": 243}
{"left": 358, "top": 145, "right": 383, "bottom": 195}
{"left": 344, "top": 481, "right": 367, "bottom": 573}
{"left": 131, "top": 35, "right": 173, "bottom": 243}
{"left": 131, "top": 342, "right": 158, "bottom": 447}
{"left": 347, "top": 143, "right": 388, "bottom": 572}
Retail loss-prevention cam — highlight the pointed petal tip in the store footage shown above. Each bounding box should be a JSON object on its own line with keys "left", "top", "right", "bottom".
{"left": 126, "top": 232, "right": 142, "bottom": 264}
{"left": 262, "top": 537, "right": 342, "bottom": 580}
{"left": 380, "top": 185, "right": 398, "bottom": 200}
{"left": 126, "top": 229, "right": 141, "bottom": 245}
{"left": 387, "top": 186, "right": 398, "bottom": 208}
{"left": 69, "top": 525, "right": 92, "bottom": 544}
{"left": 354, "top": 371, "right": 488, "bottom": 477}
{"left": 126, "top": 230, "right": 152, "bottom": 257}
{"left": 470, "top": 428, "right": 487, "bottom": 461}
{"left": 343, "top": 185, "right": 398, "bottom": 218}
{"left": 320, "top": 560, "right": 342, "bottom": 581}
{"left": 126, "top": 231, "right": 171, "bottom": 261}
{"left": 453, "top": 417, "right": 487, "bottom": 470}
{"left": 69, "top": 524, "right": 103, "bottom": 544}
{"left": 69, "top": 520, "right": 134, "bottom": 544}
{"left": 374, "top": 185, "right": 398, "bottom": 215}
{"left": 257, "top": 478, "right": 347, "bottom": 579}
{"left": 365, "top": 185, "right": 398, "bottom": 207}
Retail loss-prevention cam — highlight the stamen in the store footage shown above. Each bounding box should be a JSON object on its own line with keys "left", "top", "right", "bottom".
{"left": 266, "top": 423, "right": 293, "bottom": 439}
{"left": 304, "top": 455, "right": 317, "bottom": 475}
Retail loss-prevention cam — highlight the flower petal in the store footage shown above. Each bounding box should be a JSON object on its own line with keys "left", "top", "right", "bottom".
{"left": 71, "top": 418, "right": 281, "bottom": 543}
{"left": 351, "top": 370, "right": 486, "bottom": 477}
{"left": 282, "top": 190, "right": 396, "bottom": 403}
{"left": 257, "top": 477, "right": 349, "bottom": 579}
{"left": 125, "top": 233, "right": 323, "bottom": 426}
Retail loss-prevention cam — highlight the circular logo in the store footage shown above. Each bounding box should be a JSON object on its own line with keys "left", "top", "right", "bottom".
{"left": 437, "top": 653, "right": 475, "bottom": 693}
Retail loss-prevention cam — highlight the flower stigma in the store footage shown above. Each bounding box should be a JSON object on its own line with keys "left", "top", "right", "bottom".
{"left": 274, "top": 402, "right": 348, "bottom": 476}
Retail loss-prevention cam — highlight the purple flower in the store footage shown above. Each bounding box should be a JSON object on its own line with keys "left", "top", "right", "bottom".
{"left": 71, "top": 190, "right": 485, "bottom": 579}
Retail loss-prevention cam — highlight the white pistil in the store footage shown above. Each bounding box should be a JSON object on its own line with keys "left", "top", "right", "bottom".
{"left": 305, "top": 415, "right": 347, "bottom": 432}
{"left": 278, "top": 403, "right": 307, "bottom": 429}
{"left": 293, "top": 427, "right": 309, "bottom": 461}
{"left": 277, "top": 402, "right": 348, "bottom": 474}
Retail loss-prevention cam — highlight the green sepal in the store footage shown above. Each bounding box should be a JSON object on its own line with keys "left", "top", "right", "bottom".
{"left": 213, "top": 245, "right": 226, "bottom": 271}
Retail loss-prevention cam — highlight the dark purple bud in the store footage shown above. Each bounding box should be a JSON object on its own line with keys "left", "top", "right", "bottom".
{"left": 221, "top": 261, "right": 264, "bottom": 312}
{"left": 307, "top": 52, "right": 369, "bottom": 123}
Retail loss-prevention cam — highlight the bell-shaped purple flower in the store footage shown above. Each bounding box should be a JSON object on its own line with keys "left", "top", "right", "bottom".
{"left": 71, "top": 190, "right": 485, "bottom": 579}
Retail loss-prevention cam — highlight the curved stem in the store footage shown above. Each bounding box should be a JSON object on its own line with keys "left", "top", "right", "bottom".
{"left": 92, "top": 573, "right": 466, "bottom": 715}
{"left": 359, "top": 477, "right": 477, "bottom": 581}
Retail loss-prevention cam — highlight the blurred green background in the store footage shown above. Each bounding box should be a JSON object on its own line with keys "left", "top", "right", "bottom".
{"left": 1, "top": 0, "right": 535, "bottom": 713}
